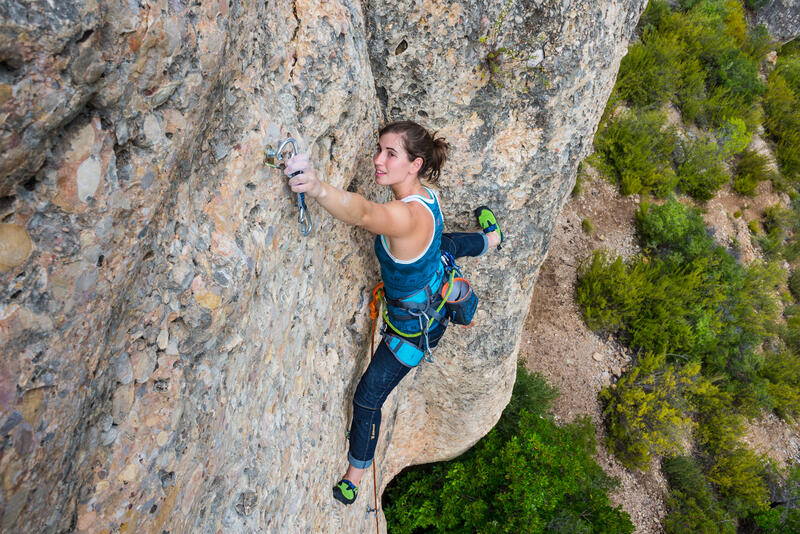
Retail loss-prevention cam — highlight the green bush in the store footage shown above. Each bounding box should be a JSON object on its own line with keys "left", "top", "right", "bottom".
{"left": 733, "top": 149, "right": 773, "bottom": 196}
{"left": 742, "top": 24, "right": 773, "bottom": 62}
{"left": 764, "top": 71, "right": 800, "bottom": 179}
{"left": 744, "top": 0, "right": 768, "bottom": 10}
{"left": 789, "top": 267, "right": 800, "bottom": 300}
{"left": 759, "top": 201, "right": 800, "bottom": 260}
{"left": 676, "top": 135, "right": 730, "bottom": 201}
{"left": 662, "top": 455, "right": 735, "bottom": 534}
{"left": 593, "top": 110, "right": 678, "bottom": 196}
{"left": 615, "top": 31, "right": 683, "bottom": 108}
{"left": 716, "top": 117, "right": 752, "bottom": 157}
{"left": 576, "top": 251, "right": 648, "bottom": 335}
{"left": 749, "top": 464, "right": 800, "bottom": 533}
{"left": 707, "top": 447, "right": 770, "bottom": 515}
{"left": 677, "top": 56, "right": 708, "bottom": 123}
{"left": 581, "top": 218, "right": 595, "bottom": 234}
{"left": 384, "top": 364, "right": 633, "bottom": 534}
{"left": 761, "top": 349, "right": 800, "bottom": 419}
{"left": 636, "top": 196, "right": 711, "bottom": 253}
{"left": 599, "top": 353, "right": 709, "bottom": 469}
{"left": 777, "top": 53, "right": 800, "bottom": 94}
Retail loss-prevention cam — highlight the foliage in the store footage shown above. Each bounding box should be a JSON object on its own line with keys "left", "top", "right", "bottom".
{"left": 764, "top": 69, "right": 800, "bottom": 179}
{"left": 789, "top": 267, "right": 800, "bottom": 300}
{"left": 661, "top": 455, "right": 735, "bottom": 533}
{"left": 636, "top": 196, "right": 711, "bottom": 253}
{"left": 599, "top": 352, "right": 709, "bottom": 469}
{"left": 614, "top": 30, "right": 683, "bottom": 108}
{"left": 758, "top": 200, "right": 800, "bottom": 261}
{"left": 676, "top": 135, "right": 730, "bottom": 201}
{"left": 579, "top": 2, "right": 800, "bottom": 531}
{"left": 593, "top": 110, "right": 678, "bottom": 196}
{"left": 706, "top": 447, "right": 770, "bottom": 515}
{"left": 581, "top": 218, "right": 595, "bottom": 234}
{"left": 383, "top": 364, "right": 633, "bottom": 534}
{"left": 592, "top": 0, "right": 776, "bottom": 198}
{"left": 741, "top": 24, "right": 773, "bottom": 62}
{"left": 760, "top": 349, "right": 800, "bottom": 419}
{"left": 733, "top": 149, "right": 774, "bottom": 196}
{"left": 716, "top": 117, "right": 751, "bottom": 157}
{"left": 748, "top": 463, "right": 800, "bottom": 533}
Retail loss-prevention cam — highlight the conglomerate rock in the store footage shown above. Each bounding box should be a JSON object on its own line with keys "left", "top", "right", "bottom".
{"left": 0, "top": 0, "right": 645, "bottom": 532}
{"left": 756, "top": 0, "right": 800, "bottom": 45}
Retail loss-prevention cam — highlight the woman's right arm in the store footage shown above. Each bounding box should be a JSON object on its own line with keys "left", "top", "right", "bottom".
{"left": 283, "top": 154, "right": 418, "bottom": 238}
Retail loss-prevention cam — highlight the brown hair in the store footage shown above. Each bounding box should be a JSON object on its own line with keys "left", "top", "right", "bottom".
{"left": 378, "top": 120, "right": 449, "bottom": 183}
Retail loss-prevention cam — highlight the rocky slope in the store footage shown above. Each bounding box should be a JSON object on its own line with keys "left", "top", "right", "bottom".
{"left": 0, "top": 0, "right": 645, "bottom": 531}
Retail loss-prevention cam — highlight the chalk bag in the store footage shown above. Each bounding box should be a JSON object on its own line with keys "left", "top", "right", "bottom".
{"left": 441, "top": 277, "right": 478, "bottom": 325}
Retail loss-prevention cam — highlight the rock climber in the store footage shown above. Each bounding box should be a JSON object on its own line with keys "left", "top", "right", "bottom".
{"left": 282, "top": 120, "right": 503, "bottom": 505}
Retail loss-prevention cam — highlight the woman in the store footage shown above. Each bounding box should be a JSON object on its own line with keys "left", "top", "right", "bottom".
{"left": 283, "top": 120, "right": 503, "bottom": 505}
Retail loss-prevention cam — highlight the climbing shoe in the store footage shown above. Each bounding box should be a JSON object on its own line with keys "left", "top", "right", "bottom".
{"left": 474, "top": 205, "right": 504, "bottom": 250}
{"left": 333, "top": 479, "right": 358, "bottom": 505}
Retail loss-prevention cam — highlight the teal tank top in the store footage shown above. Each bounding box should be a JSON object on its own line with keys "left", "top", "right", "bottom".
{"left": 374, "top": 187, "right": 445, "bottom": 334}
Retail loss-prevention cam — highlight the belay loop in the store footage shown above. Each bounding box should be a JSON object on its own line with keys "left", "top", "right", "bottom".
{"left": 268, "top": 137, "right": 313, "bottom": 236}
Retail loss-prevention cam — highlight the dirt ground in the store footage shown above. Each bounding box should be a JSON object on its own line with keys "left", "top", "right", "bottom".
{"left": 519, "top": 167, "right": 800, "bottom": 533}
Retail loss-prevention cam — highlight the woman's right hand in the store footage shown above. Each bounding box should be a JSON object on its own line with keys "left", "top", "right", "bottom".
{"left": 284, "top": 153, "right": 324, "bottom": 199}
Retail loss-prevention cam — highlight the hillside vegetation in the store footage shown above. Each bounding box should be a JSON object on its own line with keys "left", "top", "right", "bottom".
{"left": 583, "top": 0, "right": 800, "bottom": 531}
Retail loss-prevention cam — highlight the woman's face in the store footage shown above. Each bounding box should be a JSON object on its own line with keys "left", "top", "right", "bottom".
{"left": 374, "top": 132, "right": 422, "bottom": 186}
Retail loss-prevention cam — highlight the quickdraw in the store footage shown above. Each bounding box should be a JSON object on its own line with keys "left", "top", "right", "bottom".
{"left": 265, "top": 137, "right": 313, "bottom": 236}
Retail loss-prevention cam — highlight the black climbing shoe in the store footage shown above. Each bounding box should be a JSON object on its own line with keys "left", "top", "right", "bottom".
{"left": 333, "top": 479, "right": 358, "bottom": 505}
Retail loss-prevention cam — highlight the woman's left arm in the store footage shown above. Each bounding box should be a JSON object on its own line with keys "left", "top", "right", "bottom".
{"left": 283, "top": 154, "right": 417, "bottom": 237}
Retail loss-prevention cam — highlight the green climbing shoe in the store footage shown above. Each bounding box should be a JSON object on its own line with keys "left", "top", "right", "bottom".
{"left": 474, "top": 205, "right": 503, "bottom": 250}
{"left": 333, "top": 479, "right": 358, "bottom": 505}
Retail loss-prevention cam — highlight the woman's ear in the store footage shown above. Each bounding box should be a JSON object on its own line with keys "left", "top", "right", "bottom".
{"left": 411, "top": 157, "right": 423, "bottom": 174}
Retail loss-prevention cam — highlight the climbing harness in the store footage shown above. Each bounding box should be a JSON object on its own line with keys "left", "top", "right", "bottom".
{"left": 374, "top": 252, "right": 479, "bottom": 364}
{"left": 265, "top": 137, "right": 313, "bottom": 236}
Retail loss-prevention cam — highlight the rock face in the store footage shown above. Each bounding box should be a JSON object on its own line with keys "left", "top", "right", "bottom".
{"left": 0, "top": 0, "right": 645, "bottom": 532}
{"left": 756, "top": 0, "right": 800, "bottom": 44}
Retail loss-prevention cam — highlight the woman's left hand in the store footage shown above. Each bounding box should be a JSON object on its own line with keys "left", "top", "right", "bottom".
{"left": 284, "top": 153, "right": 324, "bottom": 199}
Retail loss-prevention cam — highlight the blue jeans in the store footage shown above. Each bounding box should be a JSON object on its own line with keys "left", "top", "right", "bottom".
{"left": 348, "top": 231, "right": 487, "bottom": 469}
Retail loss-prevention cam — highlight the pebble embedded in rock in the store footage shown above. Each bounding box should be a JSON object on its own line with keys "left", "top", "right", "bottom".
{"left": 113, "top": 353, "right": 134, "bottom": 385}
{"left": 98, "top": 413, "right": 113, "bottom": 432}
{"left": 592, "top": 352, "right": 603, "bottom": 362}
{"left": 157, "top": 325, "right": 169, "bottom": 350}
{"left": 0, "top": 223, "right": 34, "bottom": 273}
{"left": 76, "top": 156, "right": 102, "bottom": 202}
{"left": 131, "top": 349, "right": 157, "bottom": 383}
{"left": 111, "top": 383, "right": 134, "bottom": 423}
{"left": 100, "top": 426, "right": 119, "bottom": 446}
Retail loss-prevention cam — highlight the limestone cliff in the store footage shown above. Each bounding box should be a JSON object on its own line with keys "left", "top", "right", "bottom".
{"left": 0, "top": 0, "right": 645, "bottom": 532}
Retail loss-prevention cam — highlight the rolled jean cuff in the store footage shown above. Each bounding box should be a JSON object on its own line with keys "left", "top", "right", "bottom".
{"left": 348, "top": 452, "right": 373, "bottom": 469}
{"left": 478, "top": 233, "right": 489, "bottom": 256}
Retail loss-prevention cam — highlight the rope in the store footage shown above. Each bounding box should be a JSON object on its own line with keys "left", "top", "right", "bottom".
{"left": 368, "top": 283, "right": 383, "bottom": 534}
